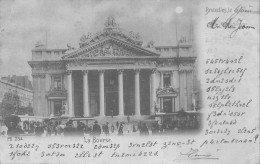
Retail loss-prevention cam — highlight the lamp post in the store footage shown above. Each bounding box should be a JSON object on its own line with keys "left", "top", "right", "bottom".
{"left": 175, "top": 6, "right": 183, "bottom": 113}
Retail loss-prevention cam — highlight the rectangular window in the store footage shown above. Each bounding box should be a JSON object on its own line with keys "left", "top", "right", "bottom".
{"left": 47, "top": 51, "right": 51, "bottom": 55}
{"left": 36, "top": 51, "right": 42, "bottom": 55}
{"left": 53, "top": 100, "right": 62, "bottom": 115}
{"left": 163, "top": 73, "right": 171, "bottom": 88}
{"left": 53, "top": 75, "right": 62, "bottom": 90}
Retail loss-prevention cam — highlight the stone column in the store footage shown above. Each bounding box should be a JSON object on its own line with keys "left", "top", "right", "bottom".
{"left": 50, "top": 101, "right": 54, "bottom": 115}
{"left": 150, "top": 69, "right": 157, "bottom": 115}
{"left": 174, "top": 70, "right": 180, "bottom": 112}
{"left": 67, "top": 70, "right": 74, "bottom": 116}
{"left": 184, "top": 71, "right": 188, "bottom": 111}
{"left": 32, "top": 75, "right": 38, "bottom": 116}
{"left": 134, "top": 69, "right": 140, "bottom": 116}
{"left": 170, "top": 71, "right": 175, "bottom": 112}
{"left": 160, "top": 98, "right": 163, "bottom": 112}
{"left": 83, "top": 70, "right": 90, "bottom": 117}
{"left": 160, "top": 71, "right": 164, "bottom": 88}
{"left": 48, "top": 100, "right": 51, "bottom": 115}
{"left": 45, "top": 74, "right": 51, "bottom": 116}
{"left": 99, "top": 70, "right": 105, "bottom": 117}
{"left": 191, "top": 70, "right": 195, "bottom": 111}
{"left": 118, "top": 69, "right": 124, "bottom": 116}
{"left": 45, "top": 74, "right": 51, "bottom": 91}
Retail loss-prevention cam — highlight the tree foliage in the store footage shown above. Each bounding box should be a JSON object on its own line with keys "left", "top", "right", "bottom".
{"left": 0, "top": 90, "right": 21, "bottom": 117}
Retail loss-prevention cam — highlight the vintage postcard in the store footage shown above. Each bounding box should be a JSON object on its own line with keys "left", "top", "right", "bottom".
{"left": 0, "top": 0, "right": 259, "bottom": 163}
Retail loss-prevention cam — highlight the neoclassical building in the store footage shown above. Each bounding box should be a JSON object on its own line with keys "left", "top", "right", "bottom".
{"left": 28, "top": 17, "right": 196, "bottom": 119}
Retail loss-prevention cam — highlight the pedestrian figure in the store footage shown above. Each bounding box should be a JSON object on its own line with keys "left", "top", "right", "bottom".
{"left": 151, "top": 123, "right": 159, "bottom": 135}
{"left": 64, "top": 122, "right": 76, "bottom": 137}
{"left": 77, "top": 122, "right": 85, "bottom": 136}
{"left": 35, "top": 123, "right": 44, "bottom": 137}
{"left": 7, "top": 122, "right": 16, "bottom": 136}
{"left": 116, "top": 121, "right": 119, "bottom": 129}
{"left": 92, "top": 121, "right": 101, "bottom": 136}
{"left": 111, "top": 124, "right": 115, "bottom": 133}
{"left": 1, "top": 123, "right": 8, "bottom": 137}
{"left": 111, "top": 110, "right": 114, "bottom": 118}
{"left": 140, "top": 123, "right": 149, "bottom": 136}
{"left": 133, "top": 124, "right": 137, "bottom": 132}
{"left": 118, "top": 123, "right": 123, "bottom": 136}
{"left": 127, "top": 115, "right": 130, "bottom": 123}
{"left": 104, "top": 122, "right": 109, "bottom": 136}
{"left": 102, "top": 124, "right": 106, "bottom": 134}
{"left": 45, "top": 124, "right": 51, "bottom": 137}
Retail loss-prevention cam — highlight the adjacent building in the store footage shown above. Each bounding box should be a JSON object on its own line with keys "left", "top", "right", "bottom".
{"left": 0, "top": 79, "right": 33, "bottom": 108}
{"left": 1, "top": 75, "right": 33, "bottom": 90}
{"left": 28, "top": 17, "right": 198, "bottom": 119}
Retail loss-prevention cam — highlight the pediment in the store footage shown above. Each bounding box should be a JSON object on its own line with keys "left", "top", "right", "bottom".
{"left": 156, "top": 87, "right": 178, "bottom": 97}
{"left": 63, "top": 37, "right": 159, "bottom": 60}
{"left": 47, "top": 89, "right": 67, "bottom": 98}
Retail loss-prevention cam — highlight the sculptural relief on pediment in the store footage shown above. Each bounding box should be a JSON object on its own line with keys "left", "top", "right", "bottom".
{"left": 69, "top": 42, "right": 146, "bottom": 59}
{"left": 78, "top": 17, "right": 143, "bottom": 48}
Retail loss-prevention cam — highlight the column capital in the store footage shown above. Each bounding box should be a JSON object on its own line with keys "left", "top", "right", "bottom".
{"left": 117, "top": 69, "right": 124, "bottom": 74}
{"left": 134, "top": 69, "right": 140, "bottom": 73}
{"left": 32, "top": 74, "right": 46, "bottom": 79}
{"left": 66, "top": 70, "right": 73, "bottom": 75}
{"left": 98, "top": 69, "right": 105, "bottom": 73}
{"left": 151, "top": 69, "right": 157, "bottom": 73}
{"left": 82, "top": 70, "right": 89, "bottom": 74}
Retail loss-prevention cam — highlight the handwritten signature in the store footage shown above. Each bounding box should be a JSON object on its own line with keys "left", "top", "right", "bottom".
{"left": 207, "top": 4, "right": 255, "bottom": 38}
{"left": 177, "top": 148, "right": 219, "bottom": 160}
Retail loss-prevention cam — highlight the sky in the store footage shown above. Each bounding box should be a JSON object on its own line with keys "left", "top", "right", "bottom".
{"left": 0, "top": 0, "right": 197, "bottom": 79}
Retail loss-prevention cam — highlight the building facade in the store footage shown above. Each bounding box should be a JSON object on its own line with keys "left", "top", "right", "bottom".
{"left": 1, "top": 75, "right": 33, "bottom": 90}
{"left": 28, "top": 17, "right": 197, "bottom": 119}
{"left": 0, "top": 79, "right": 33, "bottom": 108}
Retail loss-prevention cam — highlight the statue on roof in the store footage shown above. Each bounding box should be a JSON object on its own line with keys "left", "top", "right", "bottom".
{"left": 129, "top": 31, "right": 141, "bottom": 40}
{"left": 35, "top": 41, "right": 45, "bottom": 49}
{"left": 67, "top": 44, "right": 75, "bottom": 50}
{"left": 80, "top": 32, "right": 92, "bottom": 43}
{"left": 147, "top": 40, "right": 154, "bottom": 48}
{"left": 66, "top": 43, "right": 76, "bottom": 53}
{"left": 179, "top": 36, "right": 187, "bottom": 43}
{"left": 104, "top": 16, "right": 118, "bottom": 28}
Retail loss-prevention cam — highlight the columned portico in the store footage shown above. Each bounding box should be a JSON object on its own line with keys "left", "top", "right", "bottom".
{"left": 83, "top": 70, "right": 90, "bottom": 117}
{"left": 134, "top": 69, "right": 140, "bottom": 116}
{"left": 65, "top": 68, "right": 159, "bottom": 117}
{"left": 67, "top": 70, "right": 74, "bottom": 116}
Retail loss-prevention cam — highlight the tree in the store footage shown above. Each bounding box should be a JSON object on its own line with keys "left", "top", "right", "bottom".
{"left": 0, "top": 89, "right": 21, "bottom": 118}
